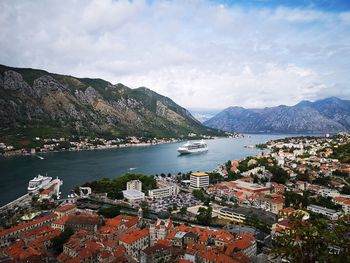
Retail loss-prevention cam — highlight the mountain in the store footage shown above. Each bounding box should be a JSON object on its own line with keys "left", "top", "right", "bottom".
{"left": 189, "top": 109, "right": 221, "bottom": 123}
{"left": 0, "top": 64, "right": 221, "bottom": 140}
{"left": 204, "top": 97, "right": 350, "bottom": 134}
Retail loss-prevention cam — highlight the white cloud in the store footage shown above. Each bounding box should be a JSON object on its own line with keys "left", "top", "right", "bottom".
{"left": 0, "top": 0, "right": 349, "bottom": 110}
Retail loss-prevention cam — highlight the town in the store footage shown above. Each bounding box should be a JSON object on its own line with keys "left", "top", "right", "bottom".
{"left": 0, "top": 136, "right": 179, "bottom": 157}
{"left": 0, "top": 133, "right": 349, "bottom": 262}
{"left": 0, "top": 132, "right": 234, "bottom": 157}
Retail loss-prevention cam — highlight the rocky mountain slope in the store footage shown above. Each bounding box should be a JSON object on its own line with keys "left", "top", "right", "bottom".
{"left": 204, "top": 97, "right": 350, "bottom": 134}
{"left": 0, "top": 64, "right": 220, "bottom": 139}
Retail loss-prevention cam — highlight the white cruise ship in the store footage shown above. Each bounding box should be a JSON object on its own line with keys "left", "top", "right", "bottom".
{"left": 27, "top": 175, "right": 52, "bottom": 192}
{"left": 177, "top": 140, "right": 208, "bottom": 154}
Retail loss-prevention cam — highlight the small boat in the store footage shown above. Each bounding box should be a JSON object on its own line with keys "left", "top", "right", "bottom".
{"left": 36, "top": 155, "right": 44, "bottom": 160}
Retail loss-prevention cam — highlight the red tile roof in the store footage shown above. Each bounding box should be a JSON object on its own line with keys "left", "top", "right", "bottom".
{"left": 5, "top": 240, "right": 42, "bottom": 261}
{"left": 119, "top": 228, "right": 149, "bottom": 244}
{"left": 0, "top": 213, "right": 56, "bottom": 238}
{"left": 55, "top": 204, "right": 76, "bottom": 213}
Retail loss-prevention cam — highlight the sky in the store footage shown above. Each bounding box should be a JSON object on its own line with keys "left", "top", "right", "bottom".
{"left": 1, "top": 0, "right": 350, "bottom": 110}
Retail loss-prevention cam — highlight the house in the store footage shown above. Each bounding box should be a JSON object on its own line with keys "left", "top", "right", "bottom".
{"left": 307, "top": 205, "right": 339, "bottom": 220}
{"left": 65, "top": 213, "right": 103, "bottom": 232}
{"left": 140, "top": 243, "right": 172, "bottom": 263}
{"left": 119, "top": 228, "right": 150, "bottom": 259}
{"left": 149, "top": 211, "right": 173, "bottom": 245}
{"left": 54, "top": 204, "right": 76, "bottom": 218}
{"left": 0, "top": 214, "right": 57, "bottom": 248}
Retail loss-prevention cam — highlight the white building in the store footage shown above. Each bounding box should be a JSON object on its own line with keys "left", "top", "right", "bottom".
{"left": 127, "top": 180, "right": 142, "bottom": 192}
{"left": 319, "top": 188, "right": 340, "bottom": 198}
{"left": 122, "top": 189, "right": 145, "bottom": 203}
{"left": 342, "top": 200, "right": 350, "bottom": 214}
{"left": 148, "top": 185, "right": 179, "bottom": 199}
{"left": 190, "top": 172, "right": 209, "bottom": 189}
{"left": 307, "top": 205, "right": 339, "bottom": 220}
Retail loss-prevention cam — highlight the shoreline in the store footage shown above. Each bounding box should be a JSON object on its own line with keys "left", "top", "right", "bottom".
{"left": 0, "top": 136, "right": 230, "bottom": 158}
{"left": 0, "top": 139, "right": 178, "bottom": 158}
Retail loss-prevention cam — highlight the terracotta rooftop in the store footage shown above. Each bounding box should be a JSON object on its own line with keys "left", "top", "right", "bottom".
{"left": 66, "top": 213, "right": 100, "bottom": 226}
{"left": 0, "top": 213, "right": 56, "bottom": 238}
{"left": 119, "top": 228, "right": 149, "bottom": 244}
{"left": 105, "top": 214, "right": 138, "bottom": 228}
{"left": 143, "top": 243, "right": 170, "bottom": 255}
{"left": 55, "top": 204, "right": 76, "bottom": 213}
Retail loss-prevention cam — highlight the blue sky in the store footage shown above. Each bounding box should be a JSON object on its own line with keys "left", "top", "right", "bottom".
{"left": 0, "top": 0, "right": 349, "bottom": 109}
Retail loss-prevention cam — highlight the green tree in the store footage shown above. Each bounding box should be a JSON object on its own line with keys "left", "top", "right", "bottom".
{"left": 98, "top": 206, "right": 120, "bottom": 218}
{"left": 172, "top": 203, "right": 178, "bottom": 211}
{"left": 180, "top": 206, "right": 187, "bottom": 216}
{"left": 196, "top": 206, "right": 212, "bottom": 225}
{"left": 270, "top": 215, "right": 350, "bottom": 262}
{"left": 140, "top": 201, "right": 149, "bottom": 218}
{"left": 51, "top": 227, "right": 74, "bottom": 255}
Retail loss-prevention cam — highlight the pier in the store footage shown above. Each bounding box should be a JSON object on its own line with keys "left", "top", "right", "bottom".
{"left": 0, "top": 177, "right": 63, "bottom": 216}
{"left": 0, "top": 193, "right": 32, "bottom": 215}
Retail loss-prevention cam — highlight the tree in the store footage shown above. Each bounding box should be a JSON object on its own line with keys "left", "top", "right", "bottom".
{"left": 284, "top": 191, "right": 309, "bottom": 208}
{"left": 192, "top": 189, "right": 205, "bottom": 201}
{"left": 270, "top": 215, "right": 350, "bottom": 262}
{"left": 98, "top": 206, "right": 120, "bottom": 218}
{"left": 196, "top": 206, "right": 212, "bottom": 225}
{"left": 341, "top": 185, "right": 350, "bottom": 195}
{"left": 180, "top": 206, "right": 187, "bottom": 216}
{"left": 51, "top": 227, "right": 74, "bottom": 255}
{"left": 172, "top": 203, "right": 178, "bottom": 211}
{"left": 140, "top": 201, "right": 149, "bottom": 218}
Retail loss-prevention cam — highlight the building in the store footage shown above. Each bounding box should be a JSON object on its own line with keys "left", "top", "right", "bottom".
{"left": 127, "top": 180, "right": 142, "bottom": 191}
{"left": 148, "top": 185, "right": 179, "bottom": 199}
{"left": 216, "top": 207, "right": 276, "bottom": 225}
{"left": 119, "top": 228, "right": 150, "bottom": 259}
{"left": 140, "top": 243, "right": 172, "bottom": 263}
{"left": 65, "top": 213, "right": 103, "bottom": 232}
{"left": 54, "top": 204, "right": 76, "bottom": 218}
{"left": 208, "top": 179, "right": 271, "bottom": 202}
{"left": 59, "top": 229, "right": 126, "bottom": 262}
{"left": 0, "top": 213, "right": 57, "bottom": 248}
{"left": 51, "top": 216, "right": 69, "bottom": 232}
{"left": 342, "top": 199, "right": 350, "bottom": 214}
{"left": 254, "top": 194, "right": 285, "bottom": 214}
{"left": 122, "top": 189, "right": 145, "bottom": 203}
{"left": 190, "top": 172, "right": 209, "bottom": 189}
{"left": 150, "top": 211, "right": 174, "bottom": 245}
{"left": 307, "top": 205, "right": 339, "bottom": 220}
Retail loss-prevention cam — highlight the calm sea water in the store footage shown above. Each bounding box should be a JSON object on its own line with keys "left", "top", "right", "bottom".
{"left": 0, "top": 134, "right": 294, "bottom": 205}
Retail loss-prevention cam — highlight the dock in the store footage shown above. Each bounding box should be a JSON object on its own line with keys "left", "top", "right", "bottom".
{"left": 0, "top": 177, "right": 63, "bottom": 216}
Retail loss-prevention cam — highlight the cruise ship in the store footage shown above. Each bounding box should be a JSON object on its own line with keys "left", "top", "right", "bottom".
{"left": 27, "top": 175, "right": 52, "bottom": 192}
{"left": 177, "top": 140, "right": 208, "bottom": 154}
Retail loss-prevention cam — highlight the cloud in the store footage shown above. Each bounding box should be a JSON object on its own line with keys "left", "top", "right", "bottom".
{"left": 0, "top": 0, "right": 349, "bottom": 109}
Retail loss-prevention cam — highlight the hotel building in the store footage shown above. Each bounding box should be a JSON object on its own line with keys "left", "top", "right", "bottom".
{"left": 190, "top": 172, "right": 209, "bottom": 189}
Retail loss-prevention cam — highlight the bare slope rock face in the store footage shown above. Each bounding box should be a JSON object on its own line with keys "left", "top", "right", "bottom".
{"left": 0, "top": 64, "right": 218, "bottom": 138}
{"left": 204, "top": 98, "right": 350, "bottom": 134}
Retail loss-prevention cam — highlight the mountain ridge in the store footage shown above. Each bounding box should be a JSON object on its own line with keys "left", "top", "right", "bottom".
{"left": 0, "top": 64, "right": 221, "bottom": 141}
{"left": 204, "top": 97, "right": 350, "bottom": 134}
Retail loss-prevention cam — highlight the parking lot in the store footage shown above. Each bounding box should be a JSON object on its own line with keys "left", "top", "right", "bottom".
{"left": 148, "top": 191, "right": 202, "bottom": 212}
